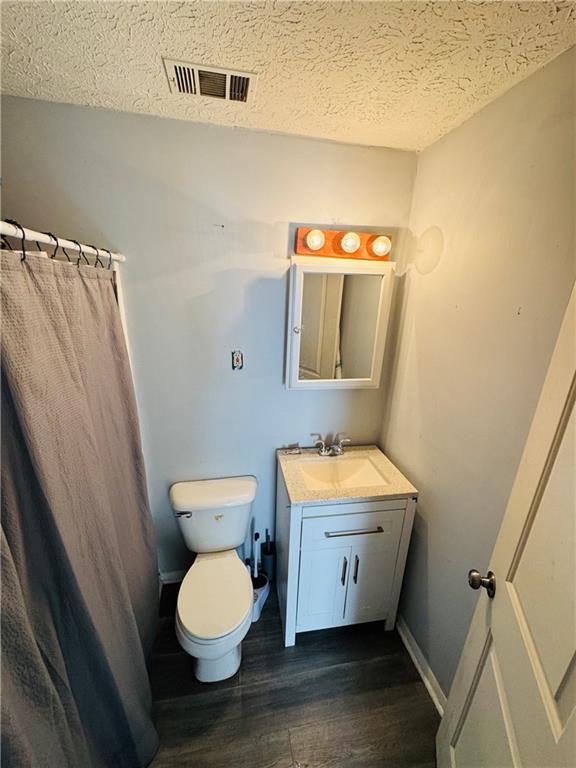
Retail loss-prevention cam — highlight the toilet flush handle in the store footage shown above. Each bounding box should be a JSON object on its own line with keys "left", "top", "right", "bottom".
{"left": 174, "top": 511, "right": 192, "bottom": 518}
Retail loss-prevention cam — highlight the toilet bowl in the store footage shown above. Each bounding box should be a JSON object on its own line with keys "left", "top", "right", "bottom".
{"left": 175, "top": 550, "right": 253, "bottom": 682}
{"left": 169, "top": 475, "right": 257, "bottom": 682}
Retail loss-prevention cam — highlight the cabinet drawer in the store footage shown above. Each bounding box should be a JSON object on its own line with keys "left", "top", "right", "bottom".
{"left": 301, "top": 509, "right": 405, "bottom": 552}
{"left": 302, "top": 498, "right": 408, "bottom": 518}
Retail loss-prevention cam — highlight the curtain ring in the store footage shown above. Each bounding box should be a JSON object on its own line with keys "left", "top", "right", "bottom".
{"left": 70, "top": 239, "right": 88, "bottom": 267}
{"left": 5, "top": 219, "right": 26, "bottom": 261}
{"left": 102, "top": 248, "right": 113, "bottom": 270}
{"left": 42, "top": 232, "right": 60, "bottom": 259}
{"left": 88, "top": 244, "right": 103, "bottom": 268}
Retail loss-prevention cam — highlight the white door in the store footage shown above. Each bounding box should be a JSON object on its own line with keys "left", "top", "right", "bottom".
{"left": 296, "top": 546, "right": 350, "bottom": 632}
{"left": 345, "top": 539, "right": 396, "bottom": 624}
{"left": 299, "top": 274, "right": 343, "bottom": 379}
{"left": 437, "top": 284, "right": 576, "bottom": 767}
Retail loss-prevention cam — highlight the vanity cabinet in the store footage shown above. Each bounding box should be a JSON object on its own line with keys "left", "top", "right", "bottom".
{"left": 275, "top": 447, "right": 417, "bottom": 647}
{"left": 297, "top": 507, "right": 403, "bottom": 632}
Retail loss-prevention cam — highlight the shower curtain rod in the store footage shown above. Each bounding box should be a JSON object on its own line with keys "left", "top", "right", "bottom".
{"left": 0, "top": 220, "right": 126, "bottom": 263}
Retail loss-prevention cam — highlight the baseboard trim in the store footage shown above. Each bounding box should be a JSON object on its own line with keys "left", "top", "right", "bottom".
{"left": 396, "top": 615, "right": 447, "bottom": 717}
{"left": 160, "top": 569, "right": 186, "bottom": 584}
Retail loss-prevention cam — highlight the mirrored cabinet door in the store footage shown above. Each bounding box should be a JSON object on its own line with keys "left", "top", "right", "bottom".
{"left": 287, "top": 256, "right": 396, "bottom": 390}
{"left": 299, "top": 273, "right": 343, "bottom": 380}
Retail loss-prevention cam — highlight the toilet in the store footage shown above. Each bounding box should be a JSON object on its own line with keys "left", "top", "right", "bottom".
{"left": 169, "top": 476, "right": 257, "bottom": 683}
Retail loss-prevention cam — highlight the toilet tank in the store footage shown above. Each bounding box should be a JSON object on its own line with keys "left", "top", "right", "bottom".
{"left": 169, "top": 476, "right": 257, "bottom": 553}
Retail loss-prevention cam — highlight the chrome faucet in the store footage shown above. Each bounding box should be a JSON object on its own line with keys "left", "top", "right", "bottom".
{"left": 313, "top": 437, "right": 331, "bottom": 456}
{"left": 329, "top": 433, "right": 351, "bottom": 456}
{"left": 312, "top": 433, "right": 352, "bottom": 456}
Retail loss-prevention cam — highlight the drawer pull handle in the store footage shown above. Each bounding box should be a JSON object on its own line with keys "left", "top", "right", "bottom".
{"left": 325, "top": 526, "right": 384, "bottom": 538}
{"left": 341, "top": 557, "right": 348, "bottom": 586}
{"left": 353, "top": 554, "right": 359, "bottom": 584}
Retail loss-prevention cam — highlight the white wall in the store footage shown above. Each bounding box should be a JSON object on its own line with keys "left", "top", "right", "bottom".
{"left": 380, "top": 47, "right": 576, "bottom": 695}
{"left": 1, "top": 96, "right": 417, "bottom": 575}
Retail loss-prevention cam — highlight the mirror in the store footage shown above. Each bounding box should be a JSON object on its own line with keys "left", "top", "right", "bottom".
{"left": 299, "top": 273, "right": 382, "bottom": 380}
{"left": 287, "top": 257, "right": 396, "bottom": 389}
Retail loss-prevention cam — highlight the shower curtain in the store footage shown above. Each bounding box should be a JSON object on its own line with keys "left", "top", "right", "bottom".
{"left": 1, "top": 251, "right": 159, "bottom": 767}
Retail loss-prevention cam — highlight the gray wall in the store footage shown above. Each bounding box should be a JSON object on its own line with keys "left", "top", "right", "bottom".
{"left": 380, "top": 47, "right": 576, "bottom": 695}
{"left": 1, "top": 96, "right": 417, "bottom": 575}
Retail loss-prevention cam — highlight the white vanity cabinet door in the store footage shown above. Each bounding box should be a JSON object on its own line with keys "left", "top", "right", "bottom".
{"left": 296, "top": 546, "right": 350, "bottom": 632}
{"left": 344, "top": 539, "right": 397, "bottom": 624}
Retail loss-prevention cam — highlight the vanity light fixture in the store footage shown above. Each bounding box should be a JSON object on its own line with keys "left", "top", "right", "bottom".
{"left": 371, "top": 235, "right": 392, "bottom": 257}
{"left": 341, "top": 232, "right": 361, "bottom": 254}
{"left": 294, "top": 227, "right": 392, "bottom": 260}
{"left": 305, "top": 229, "right": 326, "bottom": 251}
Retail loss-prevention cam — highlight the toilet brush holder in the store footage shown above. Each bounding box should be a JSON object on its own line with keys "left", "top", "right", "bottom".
{"left": 261, "top": 546, "right": 275, "bottom": 583}
{"left": 261, "top": 529, "right": 276, "bottom": 583}
{"left": 251, "top": 573, "right": 269, "bottom": 622}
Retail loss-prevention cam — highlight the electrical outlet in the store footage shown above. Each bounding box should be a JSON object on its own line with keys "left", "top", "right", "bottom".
{"left": 231, "top": 350, "right": 244, "bottom": 370}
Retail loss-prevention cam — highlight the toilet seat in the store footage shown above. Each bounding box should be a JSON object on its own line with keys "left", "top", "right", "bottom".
{"left": 177, "top": 550, "right": 252, "bottom": 641}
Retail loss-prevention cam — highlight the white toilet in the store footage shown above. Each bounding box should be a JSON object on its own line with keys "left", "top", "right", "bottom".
{"left": 169, "top": 476, "right": 257, "bottom": 683}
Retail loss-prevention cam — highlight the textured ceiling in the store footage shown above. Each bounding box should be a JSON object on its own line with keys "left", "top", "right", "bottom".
{"left": 2, "top": 1, "right": 575, "bottom": 150}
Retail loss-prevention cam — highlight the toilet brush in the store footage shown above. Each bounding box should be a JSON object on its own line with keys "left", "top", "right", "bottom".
{"left": 253, "top": 533, "right": 259, "bottom": 579}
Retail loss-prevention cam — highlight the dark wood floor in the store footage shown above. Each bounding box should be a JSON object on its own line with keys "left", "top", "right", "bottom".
{"left": 150, "top": 584, "right": 439, "bottom": 768}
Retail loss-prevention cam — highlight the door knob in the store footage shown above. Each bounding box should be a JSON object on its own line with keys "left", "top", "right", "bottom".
{"left": 468, "top": 569, "right": 496, "bottom": 599}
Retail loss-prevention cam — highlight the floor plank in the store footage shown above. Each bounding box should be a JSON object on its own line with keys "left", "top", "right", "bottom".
{"left": 289, "top": 687, "right": 438, "bottom": 768}
{"left": 154, "top": 654, "right": 421, "bottom": 745}
{"left": 150, "top": 585, "right": 439, "bottom": 768}
{"left": 154, "top": 729, "right": 294, "bottom": 768}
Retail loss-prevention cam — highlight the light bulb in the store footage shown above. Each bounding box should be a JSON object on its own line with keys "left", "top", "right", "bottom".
{"left": 341, "top": 231, "right": 360, "bottom": 254}
{"left": 371, "top": 235, "right": 392, "bottom": 257}
{"left": 306, "top": 229, "right": 325, "bottom": 251}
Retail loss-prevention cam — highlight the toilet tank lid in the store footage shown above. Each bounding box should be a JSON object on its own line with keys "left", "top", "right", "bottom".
{"left": 170, "top": 476, "right": 257, "bottom": 512}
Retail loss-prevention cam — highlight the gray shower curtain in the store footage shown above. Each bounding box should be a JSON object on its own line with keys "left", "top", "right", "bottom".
{"left": 1, "top": 251, "right": 159, "bottom": 767}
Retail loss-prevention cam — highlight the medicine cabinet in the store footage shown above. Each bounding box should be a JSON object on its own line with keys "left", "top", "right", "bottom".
{"left": 286, "top": 256, "right": 396, "bottom": 389}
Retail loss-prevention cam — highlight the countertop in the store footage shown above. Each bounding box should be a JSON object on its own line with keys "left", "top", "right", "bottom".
{"left": 277, "top": 445, "right": 418, "bottom": 505}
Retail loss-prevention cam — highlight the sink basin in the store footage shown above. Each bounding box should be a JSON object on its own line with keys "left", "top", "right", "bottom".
{"left": 298, "top": 457, "right": 388, "bottom": 491}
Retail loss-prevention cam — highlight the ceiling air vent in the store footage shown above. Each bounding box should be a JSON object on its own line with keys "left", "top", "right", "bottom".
{"left": 229, "top": 75, "right": 250, "bottom": 103}
{"left": 163, "top": 59, "right": 255, "bottom": 104}
{"left": 173, "top": 63, "right": 196, "bottom": 94}
{"left": 198, "top": 69, "right": 226, "bottom": 99}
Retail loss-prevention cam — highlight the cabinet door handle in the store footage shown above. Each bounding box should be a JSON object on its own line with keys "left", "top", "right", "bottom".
{"left": 353, "top": 555, "right": 359, "bottom": 584}
{"left": 325, "top": 526, "right": 384, "bottom": 538}
{"left": 341, "top": 557, "right": 348, "bottom": 586}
